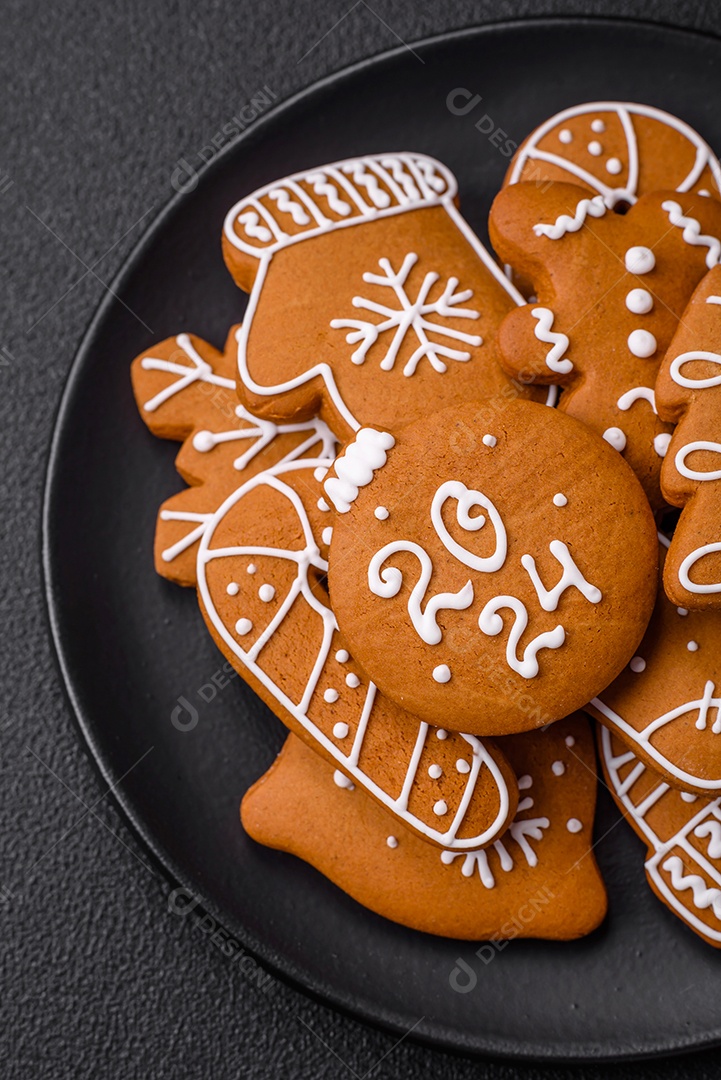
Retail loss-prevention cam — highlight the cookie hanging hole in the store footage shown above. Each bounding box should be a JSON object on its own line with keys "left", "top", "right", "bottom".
{"left": 612, "top": 200, "right": 631, "bottom": 215}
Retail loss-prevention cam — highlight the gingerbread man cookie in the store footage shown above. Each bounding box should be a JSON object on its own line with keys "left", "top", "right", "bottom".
{"left": 588, "top": 534, "right": 721, "bottom": 794}
{"left": 601, "top": 725, "right": 721, "bottom": 948}
{"left": 132, "top": 332, "right": 518, "bottom": 850}
{"left": 326, "top": 400, "right": 657, "bottom": 735}
{"left": 243, "top": 715, "right": 606, "bottom": 941}
{"left": 490, "top": 182, "right": 721, "bottom": 505}
{"left": 656, "top": 265, "right": 721, "bottom": 608}
{"left": 222, "top": 153, "right": 543, "bottom": 441}
{"left": 506, "top": 101, "right": 721, "bottom": 207}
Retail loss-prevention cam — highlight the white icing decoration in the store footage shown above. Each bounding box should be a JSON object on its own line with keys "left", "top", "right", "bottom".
{"left": 436, "top": 729, "right": 448, "bottom": 740}
{"left": 268, "top": 187, "right": 311, "bottom": 225}
{"left": 670, "top": 349, "right": 721, "bottom": 389}
{"left": 191, "top": 407, "right": 337, "bottom": 472}
{"left": 235, "top": 618, "right": 252, "bottom": 636}
{"left": 531, "top": 308, "right": 573, "bottom": 374}
{"left": 591, "top": 119, "right": 605, "bottom": 133}
{"left": 678, "top": 607, "right": 689, "bottom": 616}
{"left": 306, "top": 172, "right": 352, "bottom": 216}
{"left": 627, "top": 329, "right": 657, "bottom": 358}
{"left": 478, "top": 596, "right": 565, "bottom": 679}
{"left": 430, "top": 480, "right": 507, "bottom": 573}
{"left": 565, "top": 736, "right": 575, "bottom": 748}
{"left": 625, "top": 246, "right": 655, "bottom": 274}
{"left": 566, "top": 818, "right": 583, "bottom": 833}
{"left": 520, "top": 539, "right": 602, "bottom": 612}
{"left": 688, "top": 641, "right": 699, "bottom": 652}
{"left": 236, "top": 210, "right": 272, "bottom": 242}
{"left": 374, "top": 506, "right": 389, "bottom": 520}
{"left": 518, "top": 775, "right": 533, "bottom": 790}
{"left": 625, "top": 288, "right": 653, "bottom": 314}
{"left": 553, "top": 493, "right": 567, "bottom": 507}
{"left": 322, "top": 526, "right": 333, "bottom": 546}
{"left": 317, "top": 497, "right": 330, "bottom": 512}
{"left": 552, "top": 760, "right": 565, "bottom": 776}
{"left": 675, "top": 440, "right": 721, "bottom": 481}
{"left": 603, "top": 427, "right": 627, "bottom": 451}
{"left": 386, "top": 835, "right": 398, "bottom": 849}
{"left": 247, "top": 564, "right": 257, "bottom": 574}
{"left": 324, "top": 428, "right": 395, "bottom": 513}
{"left": 661, "top": 200, "right": 721, "bottom": 269}
{"left": 434, "top": 800, "right": 448, "bottom": 817}
{"left": 662, "top": 856, "right": 721, "bottom": 919}
{"left": 533, "top": 194, "right": 606, "bottom": 239}
{"left": 630, "top": 656, "right": 646, "bottom": 673}
{"left": 259, "top": 584, "right": 275, "bottom": 602}
{"left": 617, "top": 386, "right": 657, "bottom": 413}
{"left": 433, "top": 664, "right": 451, "bottom": 684}
{"left": 326, "top": 691, "right": 340, "bottom": 706}
{"left": 345, "top": 673, "right": 360, "bottom": 688}
{"left": 588, "top": 140, "right": 603, "bottom": 156}
{"left": 330, "top": 252, "right": 482, "bottom": 376}
{"left": 333, "top": 770, "right": 354, "bottom": 790}
{"left": 695, "top": 821, "right": 721, "bottom": 859}
{"left": 368, "top": 541, "right": 474, "bottom": 645}
{"left": 559, "top": 129, "right": 573, "bottom": 144}
{"left": 482, "top": 434, "right": 497, "bottom": 447}
{"left": 654, "top": 433, "right": 672, "bottom": 458}
{"left": 140, "top": 334, "right": 236, "bottom": 412}
{"left": 335, "top": 649, "right": 349, "bottom": 662}
{"left": 332, "top": 719, "right": 348, "bottom": 735}
{"left": 456, "top": 759, "right": 471, "bottom": 774}
{"left": 678, "top": 544, "right": 721, "bottom": 595}
{"left": 606, "top": 158, "right": 622, "bottom": 175}
{"left": 428, "top": 764, "right": 442, "bottom": 779}
{"left": 226, "top": 582, "right": 239, "bottom": 596}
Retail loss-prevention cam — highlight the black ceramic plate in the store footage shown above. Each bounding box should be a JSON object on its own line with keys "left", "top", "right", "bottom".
{"left": 44, "top": 18, "right": 721, "bottom": 1062}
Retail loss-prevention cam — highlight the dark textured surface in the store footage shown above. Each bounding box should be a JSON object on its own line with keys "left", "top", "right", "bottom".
{"left": 6, "top": 2, "right": 721, "bottom": 1077}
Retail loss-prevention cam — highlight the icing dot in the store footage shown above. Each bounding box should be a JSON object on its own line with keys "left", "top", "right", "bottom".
{"left": 681, "top": 792, "right": 698, "bottom": 803}
{"left": 606, "top": 157, "right": 622, "bottom": 175}
{"left": 565, "top": 735, "right": 576, "bottom": 748}
{"left": 433, "top": 664, "right": 451, "bottom": 683}
{"left": 688, "top": 640, "right": 699, "bottom": 652}
{"left": 630, "top": 656, "right": 646, "bottom": 673}
{"left": 625, "top": 246, "right": 655, "bottom": 274}
{"left": 313, "top": 467, "right": 328, "bottom": 482}
{"left": 247, "top": 564, "right": 257, "bottom": 575}
{"left": 553, "top": 493, "right": 567, "bottom": 507}
{"left": 226, "top": 582, "right": 239, "bottom": 596}
{"left": 436, "top": 729, "right": 448, "bottom": 740}
{"left": 552, "top": 760, "right": 566, "bottom": 776}
{"left": 699, "top": 189, "right": 711, "bottom": 197}
{"left": 559, "top": 128, "right": 573, "bottom": 144}
{"left": 433, "top": 800, "right": 448, "bottom": 817}
{"left": 386, "top": 836, "right": 398, "bottom": 849}
{"left": 456, "top": 759, "right": 471, "bottom": 774}
{"left": 518, "top": 775, "right": 533, "bottom": 790}
{"left": 588, "top": 140, "right": 603, "bottom": 156}
{"left": 428, "top": 764, "right": 442, "bottom": 779}
{"left": 326, "top": 690, "right": 340, "bottom": 705}
{"left": 259, "top": 584, "right": 275, "bottom": 603}
{"left": 322, "top": 526, "right": 333, "bottom": 546}
{"left": 591, "top": 119, "right": 606, "bottom": 133}
{"left": 345, "top": 673, "right": 360, "bottom": 688}
{"left": 628, "top": 329, "right": 657, "bottom": 358}
{"left": 566, "top": 818, "right": 583, "bottom": 833}
{"left": 654, "top": 433, "right": 672, "bottom": 458}
{"left": 193, "top": 430, "right": 215, "bottom": 452}
{"left": 332, "top": 719, "right": 348, "bottom": 736}
{"left": 677, "top": 607, "right": 688, "bottom": 617}
{"left": 603, "top": 426, "right": 627, "bottom": 452}
{"left": 235, "top": 618, "right": 253, "bottom": 636}
{"left": 482, "top": 434, "right": 497, "bottom": 448}
{"left": 317, "top": 497, "right": 330, "bottom": 512}
{"left": 333, "top": 770, "right": 354, "bottom": 790}
{"left": 335, "top": 649, "right": 350, "bottom": 662}
{"left": 625, "top": 288, "right": 653, "bottom": 314}
{"left": 374, "top": 506, "right": 389, "bottom": 520}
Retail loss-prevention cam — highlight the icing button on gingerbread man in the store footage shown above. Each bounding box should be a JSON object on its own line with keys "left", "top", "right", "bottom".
{"left": 326, "top": 400, "right": 657, "bottom": 735}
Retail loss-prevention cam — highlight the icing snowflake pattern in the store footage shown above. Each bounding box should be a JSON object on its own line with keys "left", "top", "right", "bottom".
{"left": 330, "top": 252, "right": 483, "bottom": 376}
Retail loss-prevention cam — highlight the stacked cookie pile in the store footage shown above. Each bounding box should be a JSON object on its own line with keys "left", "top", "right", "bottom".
{"left": 132, "top": 103, "right": 721, "bottom": 947}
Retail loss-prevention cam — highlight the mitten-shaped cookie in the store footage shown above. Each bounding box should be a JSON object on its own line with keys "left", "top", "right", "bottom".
{"left": 490, "top": 182, "right": 721, "bottom": 506}
{"left": 601, "top": 725, "right": 721, "bottom": 948}
{"left": 243, "top": 715, "right": 606, "bottom": 941}
{"left": 326, "top": 401, "right": 657, "bottom": 735}
{"left": 656, "top": 266, "right": 721, "bottom": 608}
{"left": 222, "top": 153, "right": 541, "bottom": 440}
{"left": 506, "top": 101, "right": 721, "bottom": 208}
{"left": 588, "top": 534, "right": 721, "bottom": 793}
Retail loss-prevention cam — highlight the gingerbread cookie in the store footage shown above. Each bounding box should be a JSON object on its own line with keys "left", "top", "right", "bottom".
{"left": 243, "top": 714, "right": 605, "bottom": 940}
{"left": 600, "top": 725, "right": 721, "bottom": 948}
{"left": 132, "top": 333, "right": 518, "bottom": 849}
{"left": 221, "top": 153, "right": 543, "bottom": 441}
{"left": 326, "top": 400, "right": 657, "bottom": 735}
{"left": 656, "top": 265, "right": 721, "bottom": 608}
{"left": 506, "top": 102, "right": 721, "bottom": 208}
{"left": 490, "top": 183, "right": 721, "bottom": 506}
{"left": 588, "top": 534, "right": 721, "bottom": 793}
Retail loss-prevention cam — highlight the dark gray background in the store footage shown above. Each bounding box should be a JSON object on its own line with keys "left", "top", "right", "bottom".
{"left": 4, "top": 2, "right": 721, "bottom": 1077}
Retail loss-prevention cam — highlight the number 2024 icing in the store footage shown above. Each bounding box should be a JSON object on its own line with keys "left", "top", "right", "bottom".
{"left": 327, "top": 400, "right": 657, "bottom": 735}
{"left": 220, "top": 152, "right": 545, "bottom": 440}
{"left": 130, "top": 330, "right": 518, "bottom": 851}
{"left": 656, "top": 265, "right": 721, "bottom": 611}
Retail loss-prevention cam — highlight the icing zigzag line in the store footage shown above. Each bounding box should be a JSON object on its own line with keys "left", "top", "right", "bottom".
{"left": 661, "top": 855, "right": 721, "bottom": 920}
{"left": 531, "top": 307, "right": 573, "bottom": 374}
{"left": 662, "top": 200, "right": 721, "bottom": 269}
{"left": 532, "top": 195, "right": 606, "bottom": 240}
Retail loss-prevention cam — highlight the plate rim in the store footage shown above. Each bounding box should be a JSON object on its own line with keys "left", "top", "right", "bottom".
{"left": 41, "top": 15, "right": 721, "bottom": 1063}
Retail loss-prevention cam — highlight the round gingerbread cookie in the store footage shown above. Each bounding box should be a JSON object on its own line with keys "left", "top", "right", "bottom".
{"left": 326, "top": 400, "right": 657, "bottom": 735}
{"left": 505, "top": 101, "right": 721, "bottom": 207}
